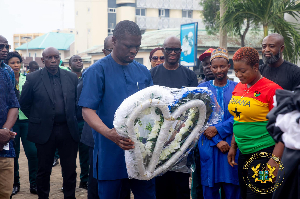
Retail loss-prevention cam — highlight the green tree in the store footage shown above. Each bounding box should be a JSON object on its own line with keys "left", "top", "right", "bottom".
{"left": 200, "top": 0, "right": 220, "bottom": 34}
{"left": 200, "top": 0, "right": 252, "bottom": 47}
{"left": 221, "top": 0, "right": 300, "bottom": 63}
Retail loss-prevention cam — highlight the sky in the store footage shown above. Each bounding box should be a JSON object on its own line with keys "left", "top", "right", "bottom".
{"left": 1, "top": 0, "right": 75, "bottom": 47}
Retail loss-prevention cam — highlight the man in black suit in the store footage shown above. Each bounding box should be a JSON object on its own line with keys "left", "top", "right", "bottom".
{"left": 20, "top": 47, "right": 79, "bottom": 199}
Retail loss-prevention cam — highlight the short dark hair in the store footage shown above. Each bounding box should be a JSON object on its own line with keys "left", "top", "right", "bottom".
{"left": 69, "top": 55, "right": 77, "bottom": 66}
{"left": 113, "top": 20, "right": 141, "bottom": 40}
{"left": 4, "top": 51, "right": 22, "bottom": 64}
{"left": 29, "top": 61, "right": 38, "bottom": 67}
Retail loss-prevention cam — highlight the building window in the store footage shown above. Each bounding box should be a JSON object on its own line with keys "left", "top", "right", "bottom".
{"left": 108, "top": 8, "right": 116, "bottom": 13}
{"left": 159, "top": 9, "right": 165, "bottom": 17}
{"left": 182, "top": 10, "right": 193, "bottom": 18}
{"left": 108, "top": 28, "right": 114, "bottom": 35}
{"left": 136, "top": 8, "right": 146, "bottom": 16}
{"left": 77, "top": 31, "right": 78, "bottom": 35}
{"left": 35, "top": 53, "right": 37, "bottom": 57}
{"left": 29, "top": 53, "right": 31, "bottom": 57}
{"left": 76, "top": 11, "right": 78, "bottom": 15}
{"left": 134, "top": 58, "right": 143, "bottom": 65}
{"left": 87, "top": 8, "right": 90, "bottom": 12}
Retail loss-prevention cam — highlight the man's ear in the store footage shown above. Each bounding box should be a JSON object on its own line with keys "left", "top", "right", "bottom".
{"left": 112, "top": 36, "right": 117, "bottom": 46}
{"left": 280, "top": 45, "right": 285, "bottom": 53}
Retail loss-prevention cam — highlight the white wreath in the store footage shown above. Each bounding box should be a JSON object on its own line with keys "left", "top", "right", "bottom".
{"left": 114, "top": 86, "right": 208, "bottom": 180}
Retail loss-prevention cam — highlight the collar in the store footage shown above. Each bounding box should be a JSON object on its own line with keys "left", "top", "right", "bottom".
{"left": 47, "top": 68, "right": 60, "bottom": 78}
{"left": 0, "top": 60, "right": 5, "bottom": 68}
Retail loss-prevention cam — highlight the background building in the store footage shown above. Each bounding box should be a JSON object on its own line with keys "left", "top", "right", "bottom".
{"left": 13, "top": 33, "right": 44, "bottom": 51}
{"left": 67, "top": 28, "right": 263, "bottom": 72}
{"left": 16, "top": 32, "right": 75, "bottom": 68}
{"left": 74, "top": 0, "right": 204, "bottom": 53}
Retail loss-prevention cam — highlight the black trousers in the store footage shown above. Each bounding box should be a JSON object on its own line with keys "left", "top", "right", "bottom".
{"left": 238, "top": 146, "right": 274, "bottom": 199}
{"left": 273, "top": 147, "right": 300, "bottom": 199}
{"left": 155, "top": 171, "right": 190, "bottom": 199}
{"left": 35, "top": 123, "right": 78, "bottom": 199}
{"left": 88, "top": 147, "right": 99, "bottom": 199}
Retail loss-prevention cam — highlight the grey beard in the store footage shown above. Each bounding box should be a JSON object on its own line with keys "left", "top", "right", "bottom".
{"left": 262, "top": 50, "right": 281, "bottom": 64}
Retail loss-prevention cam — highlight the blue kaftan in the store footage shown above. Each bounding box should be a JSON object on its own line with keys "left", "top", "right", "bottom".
{"left": 197, "top": 80, "right": 239, "bottom": 188}
{"left": 78, "top": 54, "right": 153, "bottom": 181}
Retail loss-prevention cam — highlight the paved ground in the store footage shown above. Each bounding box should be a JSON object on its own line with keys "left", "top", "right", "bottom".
{"left": 12, "top": 144, "right": 87, "bottom": 199}
{"left": 12, "top": 144, "right": 191, "bottom": 199}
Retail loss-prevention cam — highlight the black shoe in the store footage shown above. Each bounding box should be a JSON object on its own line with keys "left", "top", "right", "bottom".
{"left": 79, "top": 181, "right": 88, "bottom": 190}
{"left": 30, "top": 185, "right": 38, "bottom": 194}
{"left": 53, "top": 158, "right": 59, "bottom": 167}
{"left": 11, "top": 185, "right": 20, "bottom": 195}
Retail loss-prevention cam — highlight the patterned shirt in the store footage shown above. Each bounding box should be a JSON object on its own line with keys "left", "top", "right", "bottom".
{"left": 1, "top": 60, "right": 15, "bottom": 86}
{"left": 228, "top": 77, "right": 282, "bottom": 154}
{"left": 0, "top": 67, "right": 20, "bottom": 158}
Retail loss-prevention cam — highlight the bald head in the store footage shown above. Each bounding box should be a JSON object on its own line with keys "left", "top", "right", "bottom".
{"left": 0, "top": 35, "right": 9, "bottom": 61}
{"left": 263, "top": 33, "right": 284, "bottom": 46}
{"left": 163, "top": 36, "right": 182, "bottom": 67}
{"left": 41, "top": 47, "right": 60, "bottom": 74}
{"left": 102, "top": 35, "right": 113, "bottom": 56}
{"left": 104, "top": 35, "right": 113, "bottom": 49}
{"left": 262, "top": 33, "right": 285, "bottom": 65}
{"left": 0, "top": 35, "right": 8, "bottom": 44}
{"left": 42, "top": 47, "right": 59, "bottom": 57}
{"left": 163, "top": 36, "right": 181, "bottom": 48}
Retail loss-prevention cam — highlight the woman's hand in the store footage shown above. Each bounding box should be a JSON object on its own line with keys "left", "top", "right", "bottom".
{"left": 228, "top": 146, "right": 238, "bottom": 167}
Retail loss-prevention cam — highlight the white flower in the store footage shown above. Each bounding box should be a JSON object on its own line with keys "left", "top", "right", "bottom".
{"left": 145, "top": 142, "right": 152, "bottom": 150}
{"left": 142, "top": 108, "right": 151, "bottom": 115}
{"left": 186, "top": 120, "right": 193, "bottom": 127}
{"left": 148, "top": 131, "right": 158, "bottom": 140}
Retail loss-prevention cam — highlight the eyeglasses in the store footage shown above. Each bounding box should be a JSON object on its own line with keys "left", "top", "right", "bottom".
{"left": 0, "top": 44, "right": 10, "bottom": 51}
{"left": 151, "top": 56, "right": 165, "bottom": 61}
{"left": 164, "top": 48, "right": 181, "bottom": 54}
{"left": 105, "top": 48, "right": 113, "bottom": 52}
{"left": 44, "top": 55, "right": 60, "bottom": 61}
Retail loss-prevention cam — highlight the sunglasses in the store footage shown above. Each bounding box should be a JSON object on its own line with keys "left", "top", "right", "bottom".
{"left": 164, "top": 48, "right": 181, "bottom": 54}
{"left": 152, "top": 56, "right": 165, "bottom": 61}
{"left": 105, "top": 48, "right": 113, "bottom": 52}
{"left": 0, "top": 44, "right": 10, "bottom": 51}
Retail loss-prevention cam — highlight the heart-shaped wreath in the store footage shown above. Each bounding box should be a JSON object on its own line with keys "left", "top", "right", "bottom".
{"left": 114, "top": 86, "right": 219, "bottom": 180}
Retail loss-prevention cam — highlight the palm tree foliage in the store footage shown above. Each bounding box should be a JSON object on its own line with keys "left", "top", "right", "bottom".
{"left": 221, "top": 0, "right": 300, "bottom": 63}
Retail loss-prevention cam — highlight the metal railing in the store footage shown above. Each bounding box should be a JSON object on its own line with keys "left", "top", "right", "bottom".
{"left": 136, "top": 16, "right": 204, "bottom": 30}
{"left": 136, "top": 0, "right": 202, "bottom": 10}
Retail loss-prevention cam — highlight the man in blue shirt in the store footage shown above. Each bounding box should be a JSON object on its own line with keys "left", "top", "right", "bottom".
{"left": 0, "top": 66, "right": 19, "bottom": 198}
{"left": 78, "top": 20, "right": 155, "bottom": 199}
{"left": 198, "top": 48, "right": 240, "bottom": 199}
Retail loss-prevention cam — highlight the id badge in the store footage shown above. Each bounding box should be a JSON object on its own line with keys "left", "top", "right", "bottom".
{"left": 3, "top": 143, "right": 9, "bottom": 150}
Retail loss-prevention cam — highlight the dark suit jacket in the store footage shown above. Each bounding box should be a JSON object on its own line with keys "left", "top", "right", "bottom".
{"left": 20, "top": 67, "right": 79, "bottom": 144}
{"left": 77, "top": 77, "right": 94, "bottom": 148}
